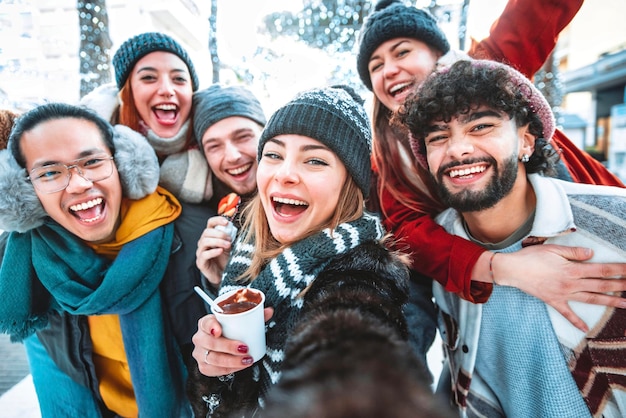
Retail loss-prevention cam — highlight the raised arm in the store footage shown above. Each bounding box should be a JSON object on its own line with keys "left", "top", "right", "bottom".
{"left": 468, "top": 0, "right": 584, "bottom": 78}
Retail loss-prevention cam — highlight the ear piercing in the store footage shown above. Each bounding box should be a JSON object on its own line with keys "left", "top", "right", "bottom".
{"left": 520, "top": 154, "right": 530, "bottom": 163}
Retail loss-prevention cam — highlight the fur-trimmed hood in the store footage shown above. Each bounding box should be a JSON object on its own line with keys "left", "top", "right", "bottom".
{"left": 0, "top": 124, "right": 159, "bottom": 232}
{"left": 80, "top": 83, "right": 120, "bottom": 121}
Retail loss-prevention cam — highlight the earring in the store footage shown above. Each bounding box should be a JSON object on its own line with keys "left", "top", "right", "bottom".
{"left": 520, "top": 154, "right": 530, "bottom": 163}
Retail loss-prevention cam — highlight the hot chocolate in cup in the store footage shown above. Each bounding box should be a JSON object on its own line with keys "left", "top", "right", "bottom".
{"left": 212, "top": 288, "right": 266, "bottom": 362}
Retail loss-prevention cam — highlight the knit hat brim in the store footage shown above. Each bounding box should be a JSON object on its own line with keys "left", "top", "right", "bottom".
{"left": 356, "top": 0, "right": 450, "bottom": 91}
{"left": 112, "top": 32, "right": 200, "bottom": 91}
{"left": 193, "top": 84, "right": 266, "bottom": 147}
{"left": 258, "top": 86, "right": 372, "bottom": 197}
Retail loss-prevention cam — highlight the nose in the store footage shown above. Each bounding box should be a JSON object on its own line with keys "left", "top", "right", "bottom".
{"left": 157, "top": 78, "right": 175, "bottom": 97}
{"left": 224, "top": 141, "right": 242, "bottom": 162}
{"left": 446, "top": 132, "right": 475, "bottom": 160}
{"left": 64, "top": 166, "right": 93, "bottom": 193}
{"left": 383, "top": 61, "right": 400, "bottom": 79}
{"left": 274, "top": 159, "right": 299, "bottom": 185}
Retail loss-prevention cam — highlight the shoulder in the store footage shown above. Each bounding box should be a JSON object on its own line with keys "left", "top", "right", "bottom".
{"left": 325, "top": 240, "right": 407, "bottom": 274}
{"left": 316, "top": 240, "right": 410, "bottom": 300}
{"left": 534, "top": 175, "right": 626, "bottom": 229}
{"left": 79, "top": 83, "right": 120, "bottom": 122}
{"left": 563, "top": 181, "right": 626, "bottom": 222}
{"left": 537, "top": 175, "right": 626, "bottom": 204}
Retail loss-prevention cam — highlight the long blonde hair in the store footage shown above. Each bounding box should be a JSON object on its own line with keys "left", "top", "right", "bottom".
{"left": 237, "top": 176, "right": 364, "bottom": 282}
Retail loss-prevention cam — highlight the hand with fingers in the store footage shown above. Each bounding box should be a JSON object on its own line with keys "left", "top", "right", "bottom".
{"left": 196, "top": 216, "right": 236, "bottom": 288}
{"left": 492, "top": 244, "right": 626, "bottom": 332}
{"left": 192, "top": 308, "right": 274, "bottom": 377}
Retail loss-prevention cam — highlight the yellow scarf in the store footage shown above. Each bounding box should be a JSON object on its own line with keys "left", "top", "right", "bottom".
{"left": 91, "top": 186, "right": 181, "bottom": 257}
{"left": 87, "top": 186, "right": 181, "bottom": 417}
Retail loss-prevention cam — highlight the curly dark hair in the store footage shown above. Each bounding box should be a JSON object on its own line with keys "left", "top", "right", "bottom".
{"left": 393, "top": 60, "right": 559, "bottom": 176}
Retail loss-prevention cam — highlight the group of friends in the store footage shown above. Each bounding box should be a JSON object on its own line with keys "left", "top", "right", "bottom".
{"left": 1, "top": 0, "right": 626, "bottom": 417}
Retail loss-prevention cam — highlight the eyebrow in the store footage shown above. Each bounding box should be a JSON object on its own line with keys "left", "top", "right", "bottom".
{"left": 204, "top": 127, "right": 255, "bottom": 144}
{"left": 32, "top": 148, "right": 108, "bottom": 168}
{"left": 426, "top": 109, "right": 504, "bottom": 133}
{"left": 267, "top": 138, "right": 332, "bottom": 152}
{"left": 426, "top": 123, "right": 448, "bottom": 134}
{"left": 369, "top": 39, "right": 410, "bottom": 63}
{"left": 135, "top": 66, "right": 188, "bottom": 75}
{"left": 462, "top": 110, "right": 503, "bottom": 123}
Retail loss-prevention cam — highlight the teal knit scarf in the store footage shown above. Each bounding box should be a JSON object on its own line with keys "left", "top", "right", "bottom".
{"left": 219, "top": 212, "right": 385, "bottom": 399}
{"left": 0, "top": 220, "right": 189, "bottom": 417}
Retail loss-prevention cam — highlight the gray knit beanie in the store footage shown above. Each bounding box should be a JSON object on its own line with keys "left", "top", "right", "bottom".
{"left": 193, "top": 84, "right": 266, "bottom": 147}
{"left": 356, "top": 0, "right": 450, "bottom": 91}
{"left": 258, "top": 85, "right": 372, "bottom": 197}
{"left": 112, "top": 32, "right": 199, "bottom": 91}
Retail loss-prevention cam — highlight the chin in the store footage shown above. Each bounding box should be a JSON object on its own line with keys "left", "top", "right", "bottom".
{"left": 270, "top": 229, "right": 298, "bottom": 245}
{"left": 153, "top": 123, "right": 182, "bottom": 138}
{"left": 74, "top": 223, "right": 116, "bottom": 244}
{"left": 238, "top": 185, "right": 257, "bottom": 196}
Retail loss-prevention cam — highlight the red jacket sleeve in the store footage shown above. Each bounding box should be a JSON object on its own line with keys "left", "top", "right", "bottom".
{"left": 468, "top": 0, "right": 584, "bottom": 78}
{"left": 379, "top": 171, "right": 490, "bottom": 303}
{"left": 552, "top": 130, "right": 625, "bottom": 187}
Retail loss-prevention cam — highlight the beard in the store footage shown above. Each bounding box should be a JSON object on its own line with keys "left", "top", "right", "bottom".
{"left": 431, "top": 154, "right": 518, "bottom": 213}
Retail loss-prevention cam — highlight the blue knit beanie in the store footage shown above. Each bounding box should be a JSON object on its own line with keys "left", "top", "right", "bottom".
{"left": 112, "top": 32, "right": 200, "bottom": 91}
{"left": 193, "top": 84, "right": 266, "bottom": 147}
{"left": 258, "top": 85, "right": 372, "bottom": 197}
{"left": 356, "top": 0, "right": 450, "bottom": 91}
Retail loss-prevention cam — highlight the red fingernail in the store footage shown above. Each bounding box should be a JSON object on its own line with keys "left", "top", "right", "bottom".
{"left": 210, "top": 328, "right": 215, "bottom": 336}
{"left": 242, "top": 356, "right": 253, "bottom": 365}
{"left": 237, "top": 345, "right": 249, "bottom": 353}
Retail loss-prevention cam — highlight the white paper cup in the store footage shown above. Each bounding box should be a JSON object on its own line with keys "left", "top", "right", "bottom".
{"left": 212, "top": 288, "right": 266, "bottom": 362}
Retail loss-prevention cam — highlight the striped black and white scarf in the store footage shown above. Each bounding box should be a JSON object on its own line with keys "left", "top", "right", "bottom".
{"left": 219, "top": 211, "right": 385, "bottom": 399}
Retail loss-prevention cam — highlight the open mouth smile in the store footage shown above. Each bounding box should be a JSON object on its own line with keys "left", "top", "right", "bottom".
{"left": 227, "top": 163, "right": 252, "bottom": 177}
{"left": 153, "top": 103, "right": 179, "bottom": 123}
{"left": 272, "top": 196, "right": 309, "bottom": 217}
{"left": 448, "top": 165, "right": 487, "bottom": 179}
{"left": 388, "top": 81, "right": 414, "bottom": 98}
{"left": 69, "top": 197, "right": 105, "bottom": 223}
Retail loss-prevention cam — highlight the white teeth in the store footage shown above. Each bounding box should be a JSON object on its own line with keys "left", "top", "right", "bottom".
{"left": 82, "top": 215, "right": 101, "bottom": 223}
{"left": 272, "top": 196, "right": 307, "bottom": 206}
{"left": 449, "top": 166, "right": 486, "bottom": 178}
{"left": 227, "top": 163, "right": 251, "bottom": 176}
{"left": 389, "top": 82, "right": 412, "bottom": 94}
{"left": 70, "top": 197, "right": 103, "bottom": 212}
{"left": 155, "top": 104, "right": 176, "bottom": 110}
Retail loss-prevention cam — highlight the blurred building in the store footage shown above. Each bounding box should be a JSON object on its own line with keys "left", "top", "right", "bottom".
{"left": 557, "top": 0, "right": 626, "bottom": 180}
{"left": 0, "top": 0, "right": 211, "bottom": 108}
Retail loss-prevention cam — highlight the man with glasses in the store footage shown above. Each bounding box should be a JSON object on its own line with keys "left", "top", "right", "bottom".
{"left": 0, "top": 102, "right": 202, "bottom": 417}
{"left": 29, "top": 154, "right": 115, "bottom": 193}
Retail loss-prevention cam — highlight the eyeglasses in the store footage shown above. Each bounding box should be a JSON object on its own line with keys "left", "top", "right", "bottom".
{"left": 28, "top": 154, "right": 115, "bottom": 194}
